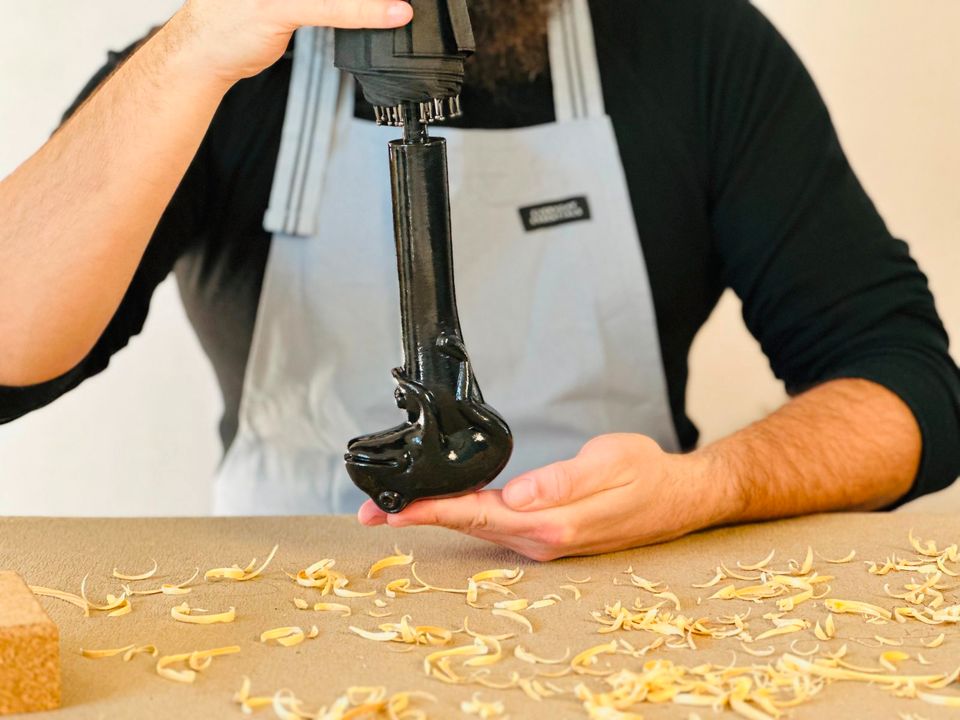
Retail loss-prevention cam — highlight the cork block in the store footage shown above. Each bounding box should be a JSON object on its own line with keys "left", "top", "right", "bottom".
{"left": 0, "top": 572, "right": 60, "bottom": 715}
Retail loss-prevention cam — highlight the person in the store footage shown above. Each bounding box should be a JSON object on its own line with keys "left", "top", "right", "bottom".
{"left": 1, "top": 0, "right": 957, "bottom": 561}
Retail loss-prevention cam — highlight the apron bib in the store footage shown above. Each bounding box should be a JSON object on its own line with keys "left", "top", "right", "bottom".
{"left": 214, "top": 0, "right": 679, "bottom": 515}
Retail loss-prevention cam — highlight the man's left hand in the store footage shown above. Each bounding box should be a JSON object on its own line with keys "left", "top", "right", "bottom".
{"left": 357, "top": 433, "right": 741, "bottom": 561}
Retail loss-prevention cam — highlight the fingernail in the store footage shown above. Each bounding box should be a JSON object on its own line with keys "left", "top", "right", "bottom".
{"left": 504, "top": 477, "right": 536, "bottom": 509}
{"left": 386, "top": 2, "right": 413, "bottom": 24}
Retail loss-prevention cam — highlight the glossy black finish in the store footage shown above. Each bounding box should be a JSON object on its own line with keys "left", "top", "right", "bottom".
{"left": 345, "top": 136, "right": 513, "bottom": 513}
{"left": 334, "top": 0, "right": 475, "bottom": 108}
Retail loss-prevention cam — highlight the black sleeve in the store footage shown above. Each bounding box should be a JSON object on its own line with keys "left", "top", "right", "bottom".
{"left": 0, "top": 39, "right": 208, "bottom": 424}
{"left": 704, "top": 1, "right": 960, "bottom": 502}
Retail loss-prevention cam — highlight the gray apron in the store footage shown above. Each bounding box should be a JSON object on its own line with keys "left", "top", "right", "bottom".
{"left": 213, "top": 0, "right": 680, "bottom": 515}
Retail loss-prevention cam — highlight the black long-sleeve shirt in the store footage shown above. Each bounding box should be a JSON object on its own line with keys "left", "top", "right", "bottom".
{"left": 3, "top": 0, "right": 958, "bottom": 503}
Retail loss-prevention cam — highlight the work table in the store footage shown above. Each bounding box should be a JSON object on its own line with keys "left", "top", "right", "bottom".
{"left": 2, "top": 514, "right": 959, "bottom": 718}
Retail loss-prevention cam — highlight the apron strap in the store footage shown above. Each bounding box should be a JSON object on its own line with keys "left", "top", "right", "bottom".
{"left": 547, "top": 0, "right": 606, "bottom": 122}
{"left": 264, "top": 27, "right": 341, "bottom": 237}
{"left": 265, "top": 5, "right": 604, "bottom": 236}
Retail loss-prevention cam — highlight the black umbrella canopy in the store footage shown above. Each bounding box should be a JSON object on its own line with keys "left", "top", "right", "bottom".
{"left": 335, "top": 0, "right": 475, "bottom": 124}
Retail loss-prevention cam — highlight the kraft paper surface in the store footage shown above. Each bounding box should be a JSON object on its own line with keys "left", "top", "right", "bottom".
{"left": 2, "top": 513, "right": 960, "bottom": 718}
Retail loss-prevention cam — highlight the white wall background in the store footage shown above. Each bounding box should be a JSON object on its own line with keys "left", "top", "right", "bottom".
{"left": 0, "top": 1, "right": 957, "bottom": 516}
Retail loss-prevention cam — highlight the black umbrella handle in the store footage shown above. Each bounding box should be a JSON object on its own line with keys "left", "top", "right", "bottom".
{"left": 337, "top": 1, "right": 512, "bottom": 513}
{"left": 344, "top": 134, "right": 513, "bottom": 513}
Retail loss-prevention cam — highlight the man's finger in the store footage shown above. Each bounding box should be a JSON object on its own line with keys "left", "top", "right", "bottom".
{"left": 357, "top": 500, "right": 388, "bottom": 526}
{"left": 385, "top": 490, "right": 532, "bottom": 536}
{"left": 280, "top": 0, "right": 413, "bottom": 29}
{"left": 501, "top": 442, "right": 632, "bottom": 512}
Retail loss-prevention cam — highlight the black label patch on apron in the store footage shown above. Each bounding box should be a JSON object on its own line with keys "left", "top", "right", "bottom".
{"left": 519, "top": 196, "right": 592, "bottom": 231}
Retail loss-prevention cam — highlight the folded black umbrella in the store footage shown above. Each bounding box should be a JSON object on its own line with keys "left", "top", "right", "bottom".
{"left": 335, "top": 0, "right": 475, "bottom": 124}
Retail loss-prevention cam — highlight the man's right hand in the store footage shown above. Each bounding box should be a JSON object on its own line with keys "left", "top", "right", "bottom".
{"left": 175, "top": 0, "right": 414, "bottom": 84}
{"left": 1, "top": 1, "right": 412, "bottom": 386}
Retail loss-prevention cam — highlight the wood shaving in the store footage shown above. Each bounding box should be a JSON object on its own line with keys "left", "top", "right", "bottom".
{"left": 349, "top": 626, "right": 399, "bottom": 642}
{"left": 515, "top": 645, "right": 570, "bottom": 665}
{"left": 385, "top": 578, "right": 429, "bottom": 598}
{"left": 463, "top": 636, "right": 503, "bottom": 667}
{"left": 875, "top": 635, "right": 903, "bottom": 647}
{"left": 692, "top": 568, "right": 726, "bottom": 588}
{"left": 492, "top": 608, "right": 533, "bottom": 633}
{"left": 234, "top": 681, "right": 435, "bottom": 719}
{"left": 29, "top": 585, "right": 90, "bottom": 615}
{"left": 880, "top": 650, "right": 911, "bottom": 672}
{"left": 171, "top": 602, "right": 236, "bottom": 625}
{"left": 123, "top": 645, "right": 158, "bottom": 661}
{"left": 472, "top": 568, "right": 524, "bottom": 586}
{"left": 528, "top": 598, "right": 557, "bottom": 610}
{"left": 493, "top": 598, "right": 529, "bottom": 612}
{"left": 737, "top": 549, "right": 776, "bottom": 571}
{"left": 333, "top": 584, "right": 376, "bottom": 599}
{"left": 408, "top": 563, "right": 468, "bottom": 595}
{"left": 367, "top": 547, "right": 414, "bottom": 578}
{"left": 575, "top": 655, "right": 817, "bottom": 719}
{"left": 824, "top": 598, "right": 892, "bottom": 621}
{"left": 312, "top": 602, "right": 352, "bottom": 617}
{"left": 424, "top": 640, "right": 489, "bottom": 683}
{"left": 792, "top": 640, "right": 822, "bottom": 657}
{"left": 80, "top": 576, "right": 129, "bottom": 614}
{"left": 260, "top": 626, "right": 306, "bottom": 647}
{"left": 112, "top": 559, "right": 158, "bottom": 581}
{"left": 796, "top": 546, "right": 815, "bottom": 575}
{"left": 781, "top": 653, "right": 947, "bottom": 685}
{"left": 571, "top": 641, "right": 618, "bottom": 676}
{"left": 160, "top": 585, "right": 193, "bottom": 596}
{"left": 350, "top": 615, "right": 454, "bottom": 646}
{"left": 917, "top": 691, "right": 960, "bottom": 708}
{"left": 290, "top": 558, "right": 375, "bottom": 598}
{"left": 205, "top": 544, "right": 278, "bottom": 582}
{"left": 754, "top": 621, "right": 806, "bottom": 641}
{"left": 155, "top": 645, "right": 239, "bottom": 684}
{"left": 559, "top": 584, "right": 582, "bottom": 600}
{"left": 80, "top": 644, "right": 135, "bottom": 659}
{"left": 124, "top": 568, "right": 200, "bottom": 597}
{"left": 461, "top": 692, "right": 506, "bottom": 718}
{"left": 817, "top": 550, "right": 857, "bottom": 564}
{"left": 462, "top": 617, "right": 515, "bottom": 641}
{"left": 592, "top": 599, "right": 734, "bottom": 644}
{"left": 107, "top": 601, "right": 132, "bottom": 617}
{"left": 739, "top": 642, "right": 774, "bottom": 657}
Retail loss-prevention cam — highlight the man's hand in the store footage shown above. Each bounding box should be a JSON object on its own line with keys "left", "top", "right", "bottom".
{"left": 0, "top": 0, "right": 412, "bottom": 386}
{"left": 358, "top": 434, "right": 741, "bottom": 561}
{"left": 177, "top": 0, "right": 413, "bottom": 84}
{"left": 357, "top": 380, "right": 921, "bottom": 562}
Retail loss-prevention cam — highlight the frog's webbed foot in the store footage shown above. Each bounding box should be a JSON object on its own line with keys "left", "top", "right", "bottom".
{"left": 346, "top": 360, "right": 512, "bottom": 514}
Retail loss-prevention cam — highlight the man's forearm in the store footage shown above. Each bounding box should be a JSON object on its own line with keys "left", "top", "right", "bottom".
{"left": 0, "top": 16, "right": 230, "bottom": 386}
{"left": 0, "top": 1, "right": 413, "bottom": 387}
{"left": 701, "top": 378, "right": 922, "bottom": 522}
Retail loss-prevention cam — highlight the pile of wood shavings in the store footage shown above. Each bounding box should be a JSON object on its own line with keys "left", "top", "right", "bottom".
{"left": 234, "top": 678, "right": 436, "bottom": 719}
{"left": 38, "top": 532, "right": 960, "bottom": 717}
